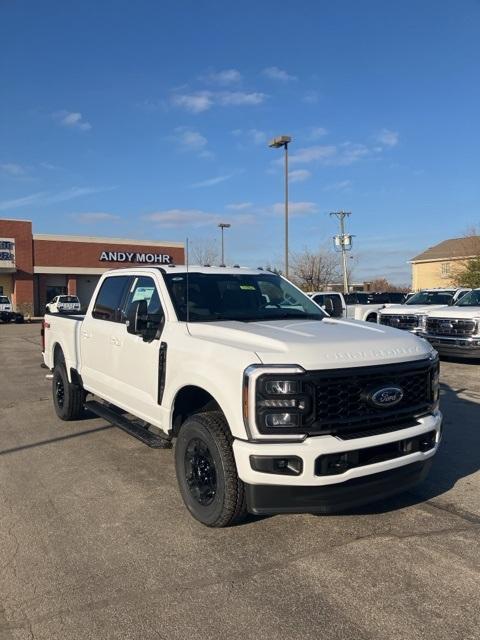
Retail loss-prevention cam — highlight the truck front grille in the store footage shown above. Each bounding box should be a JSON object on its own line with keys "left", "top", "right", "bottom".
{"left": 308, "top": 359, "right": 434, "bottom": 438}
{"left": 379, "top": 314, "right": 419, "bottom": 331}
{"left": 426, "top": 317, "right": 477, "bottom": 338}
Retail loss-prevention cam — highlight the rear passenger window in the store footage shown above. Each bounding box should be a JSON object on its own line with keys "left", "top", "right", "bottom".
{"left": 92, "top": 276, "right": 130, "bottom": 321}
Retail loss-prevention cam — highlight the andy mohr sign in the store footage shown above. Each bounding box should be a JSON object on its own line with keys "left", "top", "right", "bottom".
{"left": 100, "top": 251, "right": 172, "bottom": 264}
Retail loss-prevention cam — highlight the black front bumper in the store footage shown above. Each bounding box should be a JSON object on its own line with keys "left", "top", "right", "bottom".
{"left": 245, "top": 460, "right": 432, "bottom": 515}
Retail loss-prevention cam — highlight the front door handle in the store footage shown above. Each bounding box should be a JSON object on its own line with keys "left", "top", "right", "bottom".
{"left": 110, "top": 336, "right": 121, "bottom": 346}
{"left": 81, "top": 331, "right": 91, "bottom": 339}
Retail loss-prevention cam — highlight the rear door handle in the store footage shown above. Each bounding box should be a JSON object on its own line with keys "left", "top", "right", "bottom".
{"left": 110, "top": 336, "right": 121, "bottom": 346}
{"left": 81, "top": 331, "right": 91, "bottom": 339}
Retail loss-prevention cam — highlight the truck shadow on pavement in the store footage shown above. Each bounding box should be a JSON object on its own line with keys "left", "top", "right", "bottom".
{"left": 342, "top": 381, "right": 480, "bottom": 517}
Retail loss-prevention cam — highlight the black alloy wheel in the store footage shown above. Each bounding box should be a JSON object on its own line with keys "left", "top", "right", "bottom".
{"left": 185, "top": 438, "right": 217, "bottom": 506}
{"left": 175, "top": 412, "right": 247, "bottom": 527}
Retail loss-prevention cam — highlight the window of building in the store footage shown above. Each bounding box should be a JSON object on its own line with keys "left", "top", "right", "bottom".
{"left": 441, "top": 262, "right": 451, "bottom": 277}
{"left": 92, "top": 275, "right": 130, "bottom": 321}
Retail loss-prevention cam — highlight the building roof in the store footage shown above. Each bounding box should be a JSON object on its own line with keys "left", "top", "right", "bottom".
{"left": 411, "top": 236, "right": 480, "bottom": 262}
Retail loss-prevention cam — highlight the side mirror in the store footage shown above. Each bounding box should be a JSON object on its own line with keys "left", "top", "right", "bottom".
{"left": 126, "top": 299, "right": 148, "bottom": 335}
{"left": 126, "top": 299, "right": 163, "bottom": 341}
{"left": 324, "top": 298, "right": 335, "bottom": 315}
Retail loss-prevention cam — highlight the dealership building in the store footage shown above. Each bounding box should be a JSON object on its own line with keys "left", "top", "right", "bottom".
{"left": 0, "top": 218, "right": 185, "bottom": 315}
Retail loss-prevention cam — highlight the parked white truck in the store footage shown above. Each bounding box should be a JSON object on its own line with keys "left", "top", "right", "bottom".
{"left": 46, "top": 295, "right": 82, "bottom": 314}
{"left": 378, "top": 288, "right": 470, "bottom": 334}
{"left": 42, "top": 266, "right": 442, "bottom": 527}
{"left": 420, "top": 288, "right": 480, "bottom": 359}
{"left": 308, "top": 290, "right": 404, "bottom": 322}
{"left": 0, "top": 295, "right": 24, "bottom": 323}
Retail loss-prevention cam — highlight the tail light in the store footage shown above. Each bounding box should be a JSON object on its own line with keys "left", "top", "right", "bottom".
{"left": 41, "top": 320, "right": 49, "bottom": 353}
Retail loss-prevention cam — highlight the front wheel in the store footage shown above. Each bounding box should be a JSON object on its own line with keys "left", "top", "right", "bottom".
{"left": 366, "top": 313, "right": 377, "bottom": 323}
{"left": 175, "top": 412, "right": 247, "bottom": 527}
{"left": 52, "top": 362, "right": 85, "bottom": 420}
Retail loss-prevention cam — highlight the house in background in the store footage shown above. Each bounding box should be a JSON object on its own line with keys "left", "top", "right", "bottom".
{"left": 410, "top": 236, "right": 480, "bottom": 290}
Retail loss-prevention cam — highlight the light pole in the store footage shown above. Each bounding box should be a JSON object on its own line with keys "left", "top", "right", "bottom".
{"left": 269, "top": 135, "right": 292, "bottom": 278}
{"left": 330, "top": 211, "right": 353, "bottom": 294}
{"left": 218, "top": 223, "right": 231, "bottom": 266}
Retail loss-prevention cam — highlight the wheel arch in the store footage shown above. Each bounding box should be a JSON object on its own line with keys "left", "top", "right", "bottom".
{"left": 170, "top": 385, "right": 226, "bottom": 437}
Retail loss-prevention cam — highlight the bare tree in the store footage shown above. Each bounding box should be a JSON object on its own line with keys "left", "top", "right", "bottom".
{"left": 190, "top": 238, "right": 220, "bottom": 266}
{"left": 368, "top": 278, "right": 409, "bottom": 293}
{"left": 290, "top": 248, "right": 341, "bottom": 291}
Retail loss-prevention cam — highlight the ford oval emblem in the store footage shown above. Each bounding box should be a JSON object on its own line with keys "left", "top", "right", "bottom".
{"left": 369, "top": 386, "right": 404, "bottom": 408}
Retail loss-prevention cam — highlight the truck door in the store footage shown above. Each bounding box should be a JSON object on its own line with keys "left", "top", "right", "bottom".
{"left": 110, "top": 275, "right": 166, "bottom": 426}
{"left": 80, "top": 274, "right": 131, "bottom": 401}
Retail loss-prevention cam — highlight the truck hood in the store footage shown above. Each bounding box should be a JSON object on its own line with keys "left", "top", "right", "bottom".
{"left": 188, "top": 318, "right": 433, "bottom": 370}
{"left": 425, "top": 306, "right": 480, "bottom": 319}
{"left": 380, "top": 304, "right": 449, "bottom": 316}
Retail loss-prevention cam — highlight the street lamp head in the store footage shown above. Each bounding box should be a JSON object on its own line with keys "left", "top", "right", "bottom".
{"left": 218, "top": 223, "right": 231, "bottom": 229}
{"left": 268, "top": 135, "right": 292, "bottom": 148}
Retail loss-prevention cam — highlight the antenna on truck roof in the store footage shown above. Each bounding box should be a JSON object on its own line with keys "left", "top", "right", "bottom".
{"left": 186, "top": 237, "right": 190, "bottom": 329}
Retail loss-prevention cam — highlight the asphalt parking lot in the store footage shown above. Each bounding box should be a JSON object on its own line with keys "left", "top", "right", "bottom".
{"left": 1, "top": 324, "right": 479, "bottom": 640}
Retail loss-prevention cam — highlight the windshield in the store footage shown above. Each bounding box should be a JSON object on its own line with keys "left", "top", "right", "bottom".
{"left": 406, "top": 291, "right": 454, "bottom": 305}
{"left": 0, "top": 296, "right": 9, "bottom": 304}
{"left": 164, "top": 272, "right": 326, "bottom": 322}
{"left": 455, "top": 290, "right": 480, "bottom": 307}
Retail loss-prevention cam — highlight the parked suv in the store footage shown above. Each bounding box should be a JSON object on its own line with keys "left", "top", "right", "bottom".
{"left": 46, "top": 295, "right": 82, "bottom": 314}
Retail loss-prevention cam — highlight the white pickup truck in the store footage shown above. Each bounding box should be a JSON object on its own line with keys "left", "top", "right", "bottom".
{"left": 378, "top": 288, "right": 471, "bottom": 334}
{"left": 308, "top": 290, "right": 404, "bottom": 323}
{"left": 420, "top": 288, "right": 480, "bottom": 359}
{"left": 46, "top": 295, "right": 82, "bottom": 314}
{"left": 0, "top": 295, "right": 24, "bottom": 323}
{"left": 42, "top": 266, "right": 442, "bottom": 527}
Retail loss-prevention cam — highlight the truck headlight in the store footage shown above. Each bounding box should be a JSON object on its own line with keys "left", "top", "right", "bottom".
{"left": 243, "top": 366, "right": 312, "bottom": 440}
{"left": 257, "top": 373, "right": 312, "bottom": 435}
{"left": 418, "top": 314, "right": 427, "bottom": 330}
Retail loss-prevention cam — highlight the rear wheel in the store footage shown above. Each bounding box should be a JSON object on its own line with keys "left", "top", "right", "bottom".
{"left": 52, "top": 362, "right": 85, "bottom": 420}
{"left": 175, "top": 412, "right": 247, "bottom": 527}
{"left": 366, "top": 313, "right": 377, "bottom": 323}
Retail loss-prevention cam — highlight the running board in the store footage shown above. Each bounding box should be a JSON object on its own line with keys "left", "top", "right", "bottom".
{"left": 85, "top": 400, "right": 172, "bottom": 449}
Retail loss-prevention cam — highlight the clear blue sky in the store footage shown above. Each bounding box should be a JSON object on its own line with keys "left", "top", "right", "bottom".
{"left": 1, "top": 0, "right": 479, "bottom": 283}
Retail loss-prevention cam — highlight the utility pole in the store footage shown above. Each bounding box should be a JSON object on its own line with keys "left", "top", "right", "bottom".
{"left": 268, "top": 135, "right": 292, "bottom": 278}
{"left": 218, "top": 223, "right": 231, "bottom": 266}
{"left": 330, "top": 211, "right": 353, "bottom": 294}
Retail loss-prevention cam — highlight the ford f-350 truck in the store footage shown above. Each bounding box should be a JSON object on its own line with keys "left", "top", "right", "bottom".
{"left": 42, "top": 266, "right": 442, "bottom": 527}
{"left": 420, "top": 288, "right": 480, "bottom": 359}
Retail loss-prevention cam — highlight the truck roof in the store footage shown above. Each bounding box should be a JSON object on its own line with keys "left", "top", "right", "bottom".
{"left": 103, "top": 265, "right": 268, "bottom": 276}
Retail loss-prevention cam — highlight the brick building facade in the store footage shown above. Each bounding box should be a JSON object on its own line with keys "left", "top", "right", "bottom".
{"left": 0, "top": 218, "right": 184, "bottom": 315}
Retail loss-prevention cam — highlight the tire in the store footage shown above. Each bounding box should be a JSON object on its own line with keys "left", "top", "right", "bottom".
{"left": 52, "top": 362, "right": 85, "bottom": 420}
{"left": 175, "top": 411, "right": 247, "bottom": 527}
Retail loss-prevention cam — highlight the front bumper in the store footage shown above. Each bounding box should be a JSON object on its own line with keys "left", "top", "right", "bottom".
{"left": 422, "top": 334, "right": 480, "bottom": 359}
{"left": 233, "top": 410, "right": 442, "bottom": 513}
{"left": 245, "top": 460, "right": 432, "bottom": 514}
